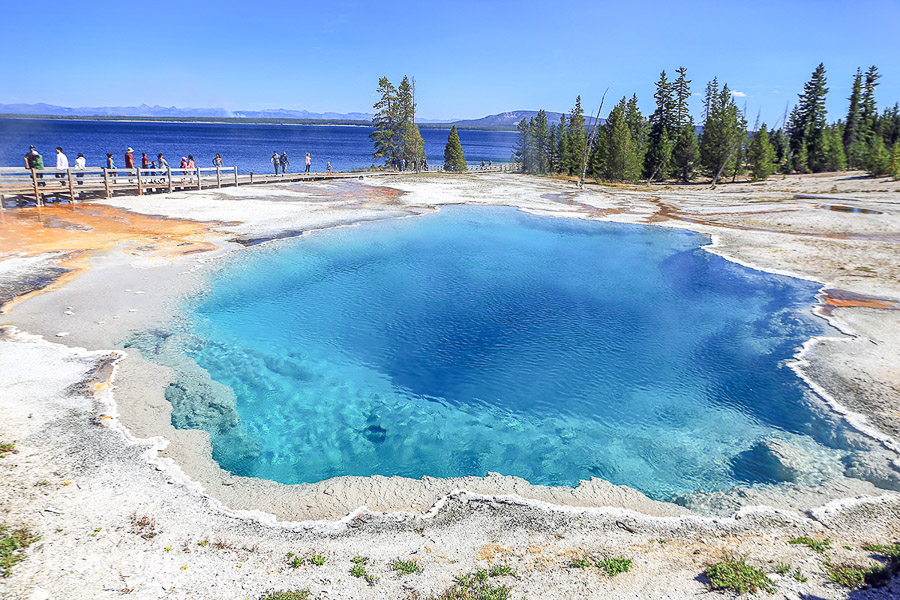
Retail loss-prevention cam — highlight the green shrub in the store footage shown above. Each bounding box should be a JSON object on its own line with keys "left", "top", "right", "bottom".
{"left": 309, "top": 555, "right": 326, "bottom": 566}
{"left": 597, "top": 557, "right": 631, "bottom": 577}
{"left": 259, "top": 591, "right": 309, "bottom": 600}
{"left": 569, "top": 557, "right": 591, "bottom": 568}
{"left": 788, "top": 537, "right": 831, "bottom": 553}
{"left": 392, "top": 558, "right": 421, "bottom": 575}
{"left": 705, "top": 557, "right": 775, "bottom": 594}
{"left": 431, "top": 568, "right": 512, "bottom": 600}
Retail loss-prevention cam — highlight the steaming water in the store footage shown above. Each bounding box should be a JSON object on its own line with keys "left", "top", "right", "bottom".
{"left": 155, "top": 206, "right": 865, "bottom": 500}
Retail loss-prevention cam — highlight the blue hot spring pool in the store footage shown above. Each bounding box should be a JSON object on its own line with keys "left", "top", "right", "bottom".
{"left": 151, "top": 206, "right": 860, "bottom": 500}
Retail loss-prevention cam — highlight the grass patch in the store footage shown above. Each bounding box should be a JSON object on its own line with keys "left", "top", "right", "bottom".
{"left": 350, "top": 561, "right": 377, "bottom": 585}
{"left": 826, "top": 563, "right": 870, "bottom": 588}
{"left": 431, "top": 568, "right": 512, "bottom": 600}
{"left": 488, "top": 565, "right": 514, "bottom": 577}
{"left": 0, "top": 442, "right": 16, "bottom": 457}
{"left": 351, "top": 555, "right": 368, "bottom": 564}
{"left": 596, "top": 557, "right": 631, "bottom": 577}
{"left": 1, "top": 525, "right": 40, "bottom": 578}
{"left": 857, "top": 543, "right": 900, "bottom": 587}
{"left": 309, "top": 555, "right": 326, "bottom": 566}
{"left": 774, "top": 562, "right": 791, "bottom": 575}
{"left": 288, "top": 556, "right": 304, "bottom": 569}
{"left": 705, "top": 556, "right": 775, "bottom": 594}
{"left": 788, "top": 537, "right": 831, "bottom": 554}
{"left": 391, "top": 558, "right": 422, "bottom": 575}
{"left": 569, "top": 557, "right": 591, "bottom": 569}
{"left": 259, "top": 591, "right": 310, "bottom": 600}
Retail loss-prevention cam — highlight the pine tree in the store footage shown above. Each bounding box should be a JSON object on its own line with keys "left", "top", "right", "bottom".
{"left": 514, "top": 117, "right": 531, "bottom": 171}
{"left": 699, "top": 80, "right": 747, "bottom": 181}
{"left": 747, "top": 124, "right": 776, "bottom": 181}
{"left": 787, "top": 63, "right": 829, "bottom": 172}
{"left": 443, "top": 126, "right": 467, "bottom": 172}
{"left": 624, "top": 95, "right": 648, "bottom": 168}
{"left": 397, "top": 76, "right": 424, "bottom": 167}
{"left": 793, "top": 141, "right": 810, "bottom": 174}
{"left": 820, "top": 124, "right": 847, "bottom": 172}
{"left": 867, "top": 135, "right": 891, "bottom": 176}
{"left": 370, "top": 77, "right": 400, "bottom": 165}
{"left": 567, "top": 97, "right": 586, "bottom": 176}
{"left": 548, "top": 127, "right": 559, "bottom": 173}
{"left": 533, "top": 110, "right": 551, "bottom": 174}
{"left": 890, "top": 142, "right": 900, "bottom": 179}
{"left": 844, "top": 69, "right": 863, "bottom": 166}
{"left": 594, "top": 97, "right": 642, "bottom": 182}
{"left": 671, "top": 68, "right": 699, "bottom": 182}
{"left": 556, "top": 115, "right": 569, "bottom": 174}
{"left": 645, "top": 70, "right": 676, "bottom": 180}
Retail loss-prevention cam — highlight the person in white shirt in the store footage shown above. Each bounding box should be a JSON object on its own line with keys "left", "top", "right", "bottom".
{"left": 73, "top": 153, "right": 86, "bottom": 184}
{"left": 55, "top": 147, "right": 69, "bottom": 182}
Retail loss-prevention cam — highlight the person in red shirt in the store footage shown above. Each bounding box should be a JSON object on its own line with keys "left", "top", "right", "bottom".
{"left": 125, "top": 147, "right": 135, "bottom": 182}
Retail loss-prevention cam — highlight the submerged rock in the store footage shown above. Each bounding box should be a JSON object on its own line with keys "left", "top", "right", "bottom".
{"left": 731, "top": 438, "right": 812, "bottom": 483}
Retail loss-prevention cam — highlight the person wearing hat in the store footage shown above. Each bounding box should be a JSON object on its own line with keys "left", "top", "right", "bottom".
{"left": 24, "top": 145, "right": 45, "bottom": 186}
{"left": 124, "top": 147, "right": 135, "bottom": 183}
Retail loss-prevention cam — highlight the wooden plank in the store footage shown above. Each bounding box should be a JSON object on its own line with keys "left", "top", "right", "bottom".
{"left": 234, "top": 166, "right": 239, "bottom": 187}
{"left": 67, "top": 168, "right": 76, "bottom": 204}
{"left": 136, "top": 168, "right": 144, "bottom": 196}
{"left": 196, "top": 167, "right": 202, "bottom": 191}
{"left": 167, "top": 166, "right": 173, "bottom": 193}
{"left": 31, "top": 168, "right": 43, "bottom": 207}
{"left": 103, "top": 168, "right": 111, "bottom": 198}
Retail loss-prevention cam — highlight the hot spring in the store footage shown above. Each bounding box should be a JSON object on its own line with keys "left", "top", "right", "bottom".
{"left": 137, "top": 206, "right": 879, "bottom": 502}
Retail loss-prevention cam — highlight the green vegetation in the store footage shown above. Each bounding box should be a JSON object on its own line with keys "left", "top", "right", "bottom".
{"left": 789, "top": 537, "right": 831, "bottom": 553}
{"left": 309, "top": 555, "right": 326, "bottom": 566}
{"left": 597, "top": 557, "right": 632, "bottom": 577}
{"left": 0, "top": 442, "right": 16, "bottom": 456}
{"left": 774, "top": 562, "right": 791, "bottom": 575}
{"left": 258, "top": 591, "right": 310, "bottom": 600}
{"left": 444, "top": 126, "right": 467, "bottom": 172}
{"left": 350, "top": 557, "right": 377, "bottom": 585}
{"left": 1, "top": 525, "right": 40, "bottom": 578}
{"left": 513, "top": 63, "right": 899, "bottom": 183}
{"left": 568, "top": 557, "right": 591, "bottom": 568}
{"left": 370, "top": 75, "right": 425, "bottom": 169}
{"left": 431, "top": 568, "right": 513, "bottom": 600}
{"left": 826, "top": 563, "right": 870, "bottom": 588}
{"left": 391, "top": 558, "right": 422, "bottom": 575}
{"left": 705, "top": 556, "right": 775, "bottom": 594}
{"left": 351, "top": 555, "right": 368, "bottom": 564}
{"left": 288, "top": 556, "right": 303, "bottom": 569}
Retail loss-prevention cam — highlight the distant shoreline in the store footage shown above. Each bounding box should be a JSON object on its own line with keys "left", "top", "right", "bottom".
{"left": 0, "top": 114, "right": 520, "bottom": 132}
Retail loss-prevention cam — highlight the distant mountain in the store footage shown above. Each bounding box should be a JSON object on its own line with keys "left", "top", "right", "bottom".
{"left": 451, "top": 110, "right": 601, "bottom": 128}
{"left": 0, "top": 102, "right": 454, "bottom": 123}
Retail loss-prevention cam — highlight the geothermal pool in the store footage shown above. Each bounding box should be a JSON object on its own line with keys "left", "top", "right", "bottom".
{"left": 157, "top": 206, "right": 861, "bottom": 500}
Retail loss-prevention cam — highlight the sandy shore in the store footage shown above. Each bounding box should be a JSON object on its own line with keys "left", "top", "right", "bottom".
{"left": 2, "top": 172, "right": 900, "bottom": 598}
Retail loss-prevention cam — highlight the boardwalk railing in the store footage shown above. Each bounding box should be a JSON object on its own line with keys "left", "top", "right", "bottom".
{"left": 0, "top": 162, "right": 513, "bottom": 207}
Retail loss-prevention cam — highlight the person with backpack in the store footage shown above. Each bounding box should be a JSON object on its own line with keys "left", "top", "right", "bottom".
{"left": 24, "top": 145, "right": 45, "bottom": 186}
{"left": 213, "top": 153, "right": 224, "bottom": 167}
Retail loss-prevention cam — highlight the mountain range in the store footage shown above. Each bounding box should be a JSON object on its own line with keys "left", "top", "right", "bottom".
{"left": 0, "top": 103, "right": 600, "bottom": 128}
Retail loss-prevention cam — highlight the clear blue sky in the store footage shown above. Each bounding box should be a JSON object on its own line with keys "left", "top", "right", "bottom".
{"left": 2, "top": 0, "right": 898, "bottom": 126}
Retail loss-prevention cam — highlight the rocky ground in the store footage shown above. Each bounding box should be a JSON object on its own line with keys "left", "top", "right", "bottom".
{"left": 1, "top": 171, "right": 899, "bottom": 599}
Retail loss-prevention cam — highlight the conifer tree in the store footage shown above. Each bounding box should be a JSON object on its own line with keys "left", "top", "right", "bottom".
{"left": 397, "top": 76, "right": 425, "bottom": 167}
{"left": 624, "top": 95, "right": 648, "bottom": 168}
{"left": 793, "top": 141, "right": 810, "bottom": 173}
{"left": 867, "top": 135, "right": 891, "bottom": 176}
{"left": 370, "top": 77, "right": 400, "bottom": 165}
{"left": 747, "top": 124, "right": 776, "bottom": 181}
{"left": 820, "top": 124, "right": 847, "bottom": 172}
{"left": 533, "top": 110, "right": 551, "bottom": 174}
{"left": 594, "top": 97, "right": 642, "bottom": 182}
{"left": 514, "top": 117, "right": 531, "bottom": 171}
{"left": 787, "top": 63, "right": 829, "bottom": 172}
{"left": 567, "top": 97, "right": 587, "bottom": 176}
{"left": 443, "top": 126, "right": 467, "bottom": 172}
{"left": 548, "top": 127, "right": 559, "bottom": 173}
{"left": 699, "top": 79, "right": 747, "bottom": 181}
{"left": 556, "top": 116, "right": 569, "bottom": 174}
{"left": 645, "top": 70, "right": 676, "bottom": 180}
{"left": 844, "top": 69, "right": 864, "bottom": 166}
{"left": 671, "top": 68, "right": 699, "bottom": 182}
{"left": 890, "top": 142, "right": 900, "bottom": 179}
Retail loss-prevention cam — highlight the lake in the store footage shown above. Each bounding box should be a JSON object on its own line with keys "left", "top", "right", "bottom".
{"left": 0, "top": 118, "right": 517, "bottom": 174}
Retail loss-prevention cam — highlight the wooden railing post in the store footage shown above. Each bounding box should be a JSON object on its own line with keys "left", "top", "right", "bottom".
{"left": 103, "top": 168, "right": 111, "bottom": 198}
{"left": 136, "top": 168, "right": 144, "bottom": 195}
{"left": 216, "top": 166, "right": 221, "bottom": 188}
{"left": 233, "top": 166, "right": 239, "bottom": 186}
{"left": 31, "top": 168, "right": 43, "bottom": 207}
{"left": 196, "top": 167, "right": 202, "bottom": 190}
{"left": 66, "top": 168, "right": 76, "bottom": 204}
{"left": 250, "top": 171, "right": 254, "bottom": 184}
{"left": 167, "top": 166, "right": 173, "bottom": 193}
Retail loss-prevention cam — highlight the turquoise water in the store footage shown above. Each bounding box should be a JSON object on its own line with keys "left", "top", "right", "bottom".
{"left": 171, "top": 207, "right": 847, "bottom": 499}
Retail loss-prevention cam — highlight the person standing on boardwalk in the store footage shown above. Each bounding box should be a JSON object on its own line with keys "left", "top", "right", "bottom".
{"left": 73, "top": 153, "right": 86, "bottom": 184}
{"left": 55, "top": 147, "right": 69, "bottom": 182}
{"left": 141, "top": 153, "right": 150, "bottom": 173}
{"left": 106, "top": 153, "right": 116, "bottom": 182}
{"left": 280, "top": 152, "right": 290, "bottom": 175}
{"left": 213, "top": 153, "right": 224, "bottom": 167}
{"left": 305, "top": 152, "right": 311, "bottom": 173}
{"left": 326, "top": 161, "right": 332, "bottom": 174}
{"left": 125, "top": 147, "right": 135, "bottom": 182}
{"left": 187, "top": 155, "right": 196, "bottom": 183}
{"left": 180, "top": 156, "right": 188, "bottom": 182}
{"left": 24, "top": 146, "right": 45, "bottom": 186}
{"left": 271, "top": 151, "right": 281, "bottom": 175}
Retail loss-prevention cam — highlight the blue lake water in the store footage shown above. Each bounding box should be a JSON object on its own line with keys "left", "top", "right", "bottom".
{"left": 0, "top": 118, "right": 516, "bottom": 173}
{"left": 166, "top": 206, "right": 855, "bottom": 500}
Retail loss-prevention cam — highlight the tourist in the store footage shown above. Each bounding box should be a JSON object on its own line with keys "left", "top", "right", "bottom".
{"left": 422, "top": 156, "right": 428, "bottom": 171}
{"left": 157, "top": 153, "right": 169, "bottom": 183}
{"left": 106, "top": 153, "right": 116, "bottom": 182}
{"left": 73, "top": 153, "right": 86, "bottom": 184}
{"left": 187, "top": 155, "right": 196, "bottom": 183}
{"left": 24, "top": 145, "right": 44, "bottom": 186}
{"left": 180, "top": 156, "right": 188, "bottom": 182}
{"left": 326, "top": 161, "right": 332, "bottom": 174}
{"left": 213, "top": 153, "right": 224, "bottom": 167}
{"left": 56, "top": 147, "right": 69, "bottom": 182}
{"left": 280, "top": 152, "right": 290, "bottom": 175}
{"left": 488, "top": 159, "right": 492, "bottom": 167}
{"left": 481, "top": 160, "right": 485, "bottom": 169}
{"left": 271, "top": 151, "right": 280, "bottom": 175}
{"left": 141, "top": 152, "right": 150, "bottom": 170}
{"left": 305, "top": 152, "right": 311, "bottom": 173}
{"left": 125, "top": 147, "right": 135, "bottom": 182}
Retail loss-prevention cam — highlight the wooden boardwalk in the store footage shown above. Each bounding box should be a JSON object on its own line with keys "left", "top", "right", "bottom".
{"left": 0, "top": 164, "right": 512, "bottom": 208}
